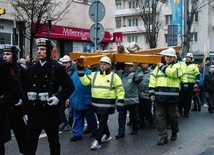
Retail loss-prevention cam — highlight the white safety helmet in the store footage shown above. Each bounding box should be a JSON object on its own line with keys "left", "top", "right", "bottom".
{"left": 99, "top": 56, "right": 111, "bottom": 65}
{"left": 159, "top": 50, "right": 166, "bottom": 55}
{"left": 125, "top": 62, "right": 134, "bottom": 65}
{"left": 163, "top": 48, "right": 177, "bottom": 58}
{"left": 186, "top": 53, "right": 193, "bottom": 59}
{"left": 61, "top": 55, "right": 71, "bottom": 62}
{"left": 167, "top": 47, "right": 176, "bottom": 53}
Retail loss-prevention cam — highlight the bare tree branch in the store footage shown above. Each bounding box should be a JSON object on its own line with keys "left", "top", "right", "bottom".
{"left": 9, "top": 0, "right": 72, "bottom": 61}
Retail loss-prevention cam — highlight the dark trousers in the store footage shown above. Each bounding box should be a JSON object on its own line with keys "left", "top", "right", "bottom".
{"left": 0, "top": 143, "right": 5, "bottom": 155}
{"left": 138, "top": 98, "right": 153, "bottom": 126}
{"left": 179, "top": 83, "right": 194, "bottom": 115}
{"left": 12, "top": 126, "right": 26, "bottom": 154}
{"left": 118, "top": 104, "right": 139, "bottom": 134}
{"left": 95, "top": 114, "right": 109, "bottom": 144}
{"left": 24, "top": 126, "right": 60, "bottom": 155}
{"left": 60, "top": 105, "right": 73, "bottom": 126}
{"left": 156, "top": 102, "right": 179, "bottom": 138}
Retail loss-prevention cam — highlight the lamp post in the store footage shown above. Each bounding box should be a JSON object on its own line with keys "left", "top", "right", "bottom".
{"left": 182, "top": 0, "right": 189, "bottom": 57}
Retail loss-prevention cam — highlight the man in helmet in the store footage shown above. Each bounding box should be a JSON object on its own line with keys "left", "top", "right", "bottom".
{"left": 149, "top": 49, "right": 184, "bottom": 145}
{"left": 115, "top": 62, "right": 143, "bottom": 139}
{"left": 23, "top": 38, "right": 75, "bottom": 154}
{"left": 58, "top": 55, "right": 76, "bottom": 131}
{"left": 179, "top": 53, "right": 200, "bottom": 117}
{"left": 77, "top": 56, "right": 125, "bottom": 150}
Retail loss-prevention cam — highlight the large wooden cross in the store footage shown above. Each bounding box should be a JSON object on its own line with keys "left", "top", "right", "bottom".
{"left": 69, "top": 46, "right": 181, "bottom": 66}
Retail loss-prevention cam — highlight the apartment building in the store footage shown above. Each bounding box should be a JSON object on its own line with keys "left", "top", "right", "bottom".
{"left": 0, "top": 0, "right": 116, "bottom": 59}
{"left": 114, "top": 0, "right": 214, "bottom": 58}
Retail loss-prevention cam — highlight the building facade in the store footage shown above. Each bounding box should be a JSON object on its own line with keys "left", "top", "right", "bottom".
{"left": 114, "top": 0, "right": 214, "bottom": 60}
{"left": 0, "top": 0, "right": 116, "bottom": 59}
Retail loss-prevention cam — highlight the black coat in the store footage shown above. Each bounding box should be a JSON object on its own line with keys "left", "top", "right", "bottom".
{"left": 24, "top": 60, "right": 74, "bottom": 128}
{"left": 0, "top": 59, "right": 23, "bottom": 143}
{"left": 9, "top": 64, "right": 28, "bottom": 128}
{"left": 204, "top": 72, "right": 214, "bottom": 92}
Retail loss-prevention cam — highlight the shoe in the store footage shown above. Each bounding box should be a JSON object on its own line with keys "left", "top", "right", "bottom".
{"left": 171, "top": 133, "right": 177, "bottom": 141}
{"left": 101, "top": 134, "right": 112, "bottom": 142}
{"left": 90, "top": 140, "right": 101, "bottom": 150}
{"left": 208, "top": 107, "right": 213, "bottom": 113}
{"left": 157, "top": 137, "right": 168, "bottom": 145}
{"left": 70, "top": 136, "right": 83, "bottom": 141}
{"left": 127, "top": 121, "right": 132, "bottom": 126}
{"left": 83, "top": 126, "right": 91, "bottom": 134}
{"left": 130, "top": 130, "right": 138, "bottom": 135}
{"left": 64, "top": 125, "right": 72, "bottom": 131}
{"left": 115, "top": 133, "right": 125, "bottom": 139}
{"left": 198, "top": 106, "right": 201, "bottom": 111}
{"left": 191, "top": 107, "right": 197, "bottom": 111}
{"left": 58, "top": 123, "right": 66, "bottom": 131}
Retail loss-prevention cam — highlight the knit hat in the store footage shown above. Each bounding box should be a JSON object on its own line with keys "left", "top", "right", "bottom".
{"left": 206, "top": 57, "right": 211, "bottom": 61}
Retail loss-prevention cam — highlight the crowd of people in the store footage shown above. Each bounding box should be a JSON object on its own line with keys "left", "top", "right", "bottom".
{"left": 1, "top": 38, "right": 214, "bottom": 154}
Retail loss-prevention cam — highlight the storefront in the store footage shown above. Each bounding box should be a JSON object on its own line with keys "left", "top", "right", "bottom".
{"left": 35, "top": 24, "right": 115, "bottom": 59}
{"left": 0, "top": 19, "right": 20, "bottom": 57}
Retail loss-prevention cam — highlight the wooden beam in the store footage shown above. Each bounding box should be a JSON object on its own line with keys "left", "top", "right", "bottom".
{"left": 114, "top": 54, "right": 162, "bottom": 64}
{"left": 133, "top": 46, "right": 181, "bottom": 55}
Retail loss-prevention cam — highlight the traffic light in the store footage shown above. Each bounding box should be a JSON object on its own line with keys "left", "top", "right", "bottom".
{"left": 0, "top": 8, "right": 5, "bottom": 15}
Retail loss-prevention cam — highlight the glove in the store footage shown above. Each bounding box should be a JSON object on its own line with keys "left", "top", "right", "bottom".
{"left": 47, "top": 96, "right": 59, "bottom": 106}
{"left": 15, "top": 99, "right": 23, "bottom": 106}
{"left": 23, "top": 115, "right": 28, "bottom": 125}
{"left": 77, "top": 65, "right": 85, "bottom": 77}
{"left": 117, "top": 100, "right": 124, "bottom": 111}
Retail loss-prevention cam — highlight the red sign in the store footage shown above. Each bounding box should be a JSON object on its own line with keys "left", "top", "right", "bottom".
{"left": 35, "top": 24, "right": 110, "bottom": 43}
{"left": 113, "top": 32, "right": 123, "bottom": 43}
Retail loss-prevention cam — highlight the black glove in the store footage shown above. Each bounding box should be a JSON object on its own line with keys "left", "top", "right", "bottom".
{"left": 77, "top": 65, "right": 85, "bottom": 76}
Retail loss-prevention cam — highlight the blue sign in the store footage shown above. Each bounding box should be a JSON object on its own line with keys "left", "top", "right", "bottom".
{"left": 171, "top": 0, "right": 182, "bottom": 35}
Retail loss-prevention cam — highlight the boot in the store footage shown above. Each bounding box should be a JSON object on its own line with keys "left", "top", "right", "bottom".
{"left": 198, "top": 105, "right": 201, "bottom": 111}
{"left": 191, "top": 106, "right": 197, "bottom": 111}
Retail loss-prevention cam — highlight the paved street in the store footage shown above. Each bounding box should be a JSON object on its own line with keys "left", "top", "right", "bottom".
{"left": 5, "top": 105, "right": 214, "bottom": 155}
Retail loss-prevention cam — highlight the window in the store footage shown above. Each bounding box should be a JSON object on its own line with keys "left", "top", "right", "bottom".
{"left": 145, "top": 36, "right": 149, "bottom": 44}
{"left": 115, "top": 19, "right": 121, "bottom": 28}
{"left": 127, "top": 36, "right": 138, "bottom": 43}
{"left": 190, "top": 32, "right": 198, "bottom": 43}
{"left": 193, "top": 12, "right": 198, "bottom": 22}
{"left": 116, "top": 2, "right": 121, "bottom": 10}
{"left": 0, "top": 32, "right": 11, "bottom": 44}
{"left": 165, "top": 34, "right": 168, "bottom": 44}
{"left": 165, "top": 15, "right": 172, "bottom": 25}
{"left": 128, "top": 18, "right": 138, "bottom": 27}
{"left": 128, "top": 1, "right": 138, "bottom": 9}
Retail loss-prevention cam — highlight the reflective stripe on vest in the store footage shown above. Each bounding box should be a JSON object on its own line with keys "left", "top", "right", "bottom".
{"left": 92, "top": 102, "right": 115, "bottom": 107}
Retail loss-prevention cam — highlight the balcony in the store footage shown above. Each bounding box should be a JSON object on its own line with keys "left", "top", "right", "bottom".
{"left": 115, "top": 25, "right": 145, "bottom": 34}
{"left": 115, "top": 8, "right": 153, "bottom": 17}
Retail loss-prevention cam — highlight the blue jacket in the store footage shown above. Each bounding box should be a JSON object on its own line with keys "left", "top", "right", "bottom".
{"left": 70, "top": 68, "right": 92, "bottom": 111}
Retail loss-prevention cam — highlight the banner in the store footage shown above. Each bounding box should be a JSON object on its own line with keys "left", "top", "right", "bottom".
{"left": 171, "top": 0, "right": 182, "bottom": 35}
